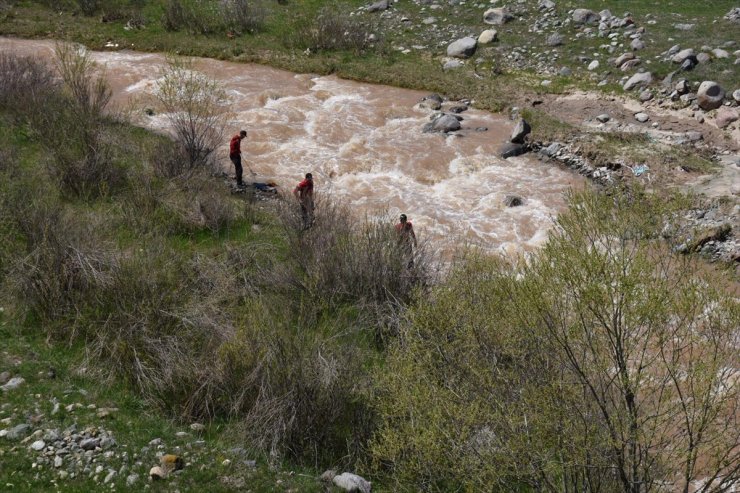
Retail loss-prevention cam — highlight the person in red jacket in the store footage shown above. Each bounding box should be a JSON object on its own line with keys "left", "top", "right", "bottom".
{"left": 229, "top": 130, "right": 247, "bottom": 187}
{"left": 395, "top": 213, "right": 417, "bottom": 268}
{"left": 293, "top": 172, "right": 314, "bottom": 229}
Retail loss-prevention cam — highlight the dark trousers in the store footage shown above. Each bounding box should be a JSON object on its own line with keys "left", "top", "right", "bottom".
{"left": 230, "top": 154, "right": 243, "bottom": 185}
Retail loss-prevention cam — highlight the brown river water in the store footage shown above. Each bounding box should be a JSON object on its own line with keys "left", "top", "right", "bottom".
{"left": 0, "top": 37, "right": 585, "bottom": 256}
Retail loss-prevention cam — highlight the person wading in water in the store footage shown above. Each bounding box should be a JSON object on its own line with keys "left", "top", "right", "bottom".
{"left": 293, "top": 172, "right": 314, "bottom": 230}
{"left": 395, "top": 213, "right": 417, "bottom": 268}
{"left": 229, "top": 130, "right": 247, "bottom": 188}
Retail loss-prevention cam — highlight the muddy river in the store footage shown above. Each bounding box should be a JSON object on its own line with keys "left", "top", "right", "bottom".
{"left": 0, "top": 37, "right": 585, "bottom": 256}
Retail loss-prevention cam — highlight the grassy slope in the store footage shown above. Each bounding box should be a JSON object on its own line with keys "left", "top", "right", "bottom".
{"left": 0, "top": 114, "right": 358, "bottom": 491}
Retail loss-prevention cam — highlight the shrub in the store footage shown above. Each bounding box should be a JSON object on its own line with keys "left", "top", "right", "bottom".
{"left": 155, "top": 57, "right": 228, "bottom": 173}
{"left": 276, "top": 197, "right": 436, "bottom": 341}
{"left": 162, "top": 0, "right": 222, "bottom": 34}
{"left": 371, "top": 189, "right": 740, "bottom": 492}
{"left": 294, "top": 5, "right": 380, "bottom": 54}
{"left": 221, "top": 0, "right": 268, "bottom": 34}
{"left": 0, "top": 52, "right": 57, "bottom": 116}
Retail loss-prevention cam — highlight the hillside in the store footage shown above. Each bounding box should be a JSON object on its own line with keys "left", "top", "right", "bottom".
{"left": 1, "top": 1, "right": 739, "bottom": 492}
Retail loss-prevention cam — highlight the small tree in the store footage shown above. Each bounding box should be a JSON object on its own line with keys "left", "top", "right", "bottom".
{"left": 155, "top": 57, "right": 228, "bottom": 175}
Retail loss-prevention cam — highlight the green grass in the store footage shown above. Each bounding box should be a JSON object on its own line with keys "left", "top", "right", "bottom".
{"left": 0, "top": 317, "right": 330, "bottom": 492}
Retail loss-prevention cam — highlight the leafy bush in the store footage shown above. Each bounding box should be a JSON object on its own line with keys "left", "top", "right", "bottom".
{"left": 371, "top": 190, "right": 740, "bottom": 492}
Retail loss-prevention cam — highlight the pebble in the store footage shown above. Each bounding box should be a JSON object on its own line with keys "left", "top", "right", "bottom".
{"left": 30, "top": 440, "right": 45, "bottom": 451}
{"left": 0, "top": 377, "right": 25, "bottom": 392}
{"left": 635, "top": 112, "right": 649, "bottom": 122}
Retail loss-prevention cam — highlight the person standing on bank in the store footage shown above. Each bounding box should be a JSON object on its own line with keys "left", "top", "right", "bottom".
{"left": 395, "top": 213, "right": 417, "bottom": 268}
{"left": 229, "top": 130, "right": 247, "bottom": 187}
{"left": 293, "top": 172, "right": 315, "bottom": 230}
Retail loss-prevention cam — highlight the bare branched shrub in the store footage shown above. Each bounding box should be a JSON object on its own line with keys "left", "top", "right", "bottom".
{"left": 155, "top": 57, "right": 228, "bottom": 173}
{"left": 220, "top": 0, "right": 268, "bottom": 34}
{"left": 162, "top": 0, "right": 222, "bottom": 34}
{"left": 296, "top": 6, "right": 379, "bottom": 53}
{"left": 0, "top": 52, "right": 56, "bottom": 115}
{"left": 31, "top": 44, "right": 125, "bottom": 198}
{"left": 76, "top": 0, "right": 100, "bottom": 16}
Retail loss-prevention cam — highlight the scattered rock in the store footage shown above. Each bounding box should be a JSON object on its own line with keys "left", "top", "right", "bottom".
{"left": 149, "top": 466, "right": 166, "bottom": 480}
{"left": 541, "top": 142, "right": 561, "bottom": 157}
{"left": 80, "top": 438, "right": 100, "bottom": 451}
{"left": 189, "top": 423, "right": 205, "bottom": 432}
{"left": 587, "top": 60, "right": 599, "bottom": 71}
{"left": 500, "top": 142, "right": 527, "bottom": 158}
{"left": 595, "top": 114, "right": 610, "bottom": 123}
{"left": 716, "top": 107, "right": 739, "bottom": 128}
{"left": 545, "top": 33, "right": 563, "bottom": 47}
{"left": 0, "top": 371, "right": 10, "bottom": 385}
{"left": 30, "top": 440, "right": 45, "bottom": 451}
{"left": 510, "top": 119, "right": 531, "bottom": 144}
{"left": 54, "top": 456, "right": 63, "bottom": 468}
{"left": 504, "top": 195, "right": 524, "bottom": 207}
{"left": 366, "top": 0, "right": 389, "bottom": 13}
{"left": 4, "top": 424, "right": 31, "bottom": 440}
{"left": 624, "top": 71, "right": 653, "bottom": 91}
{"left": 443, "top": 59, "right": 463, "bottom": 70}
{"left": 635, "top": 112, "right": 649, "bottom": 123}
{"left": 161, "top": 454, "right": 184, "bottom": 470}
{"left": 572, "top": 9, "right": 600, "bottom": 24}
{"left": 733, "top": 89, "right": 740, "bottom": 103}
{"left": 688, "top": 224, "right": 732, "bottom": 253}
{"left": 673, "top": 23, "right": 695, "bottom": 31}
{"left": 639, "top": 90, "right": 653, "bottom": 102}
{"left": 478, "top": 29, "right": 498, "bottom": 44}
{"left": 1, "top": 377, "right": 25, "bottom": 392}
{"left": 614, "top": 52, "right": 635, "bottom": 67}
{"left": 126, "top": 473, "right": 140, "bottom": 486}
{"left": 685, "top": 131, "right": 703, "bottom": 142}
{"left": 696, "top": 52, "right": 711, "bottom": 65}
{"left": 697, "top": 81, "right": 726, "bottom": 110}
{"left": 724, "top": 8, "right": 740, "bottom": 23}
{"left": 538, "top": 0, "right": 556, "bottom": 9}
{"left": 631, "top": 39, "right": 645, "bottom": 51}
{"left": 332, "top": 473, "right": 372, "bottom": 493}
{"left": 712, "top": 48, "right": 729, "bottom": 59}
{"left": 621, "top": 59, "right": 641, "bottom": 71}
{"left": 483, "top": 7, "right": 513, "bottom": 25}
{"left": 447, "top": 37, "right": 477, "bottom": 58}
{"left": 672, "top": 48, "right": 695, "bottom": 64}
{"left": 423, "top": 114, "right": 461, "bottom": 133}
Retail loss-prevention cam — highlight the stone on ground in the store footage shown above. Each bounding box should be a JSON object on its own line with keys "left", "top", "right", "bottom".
{"left": 333, "top": 472, "right": 372, "bottom": 493}
{"left": 483, "top": 7, "right": 513, "bottom": 25}
{"left": 697, "top": 81, "right": 725, "bottom": 110}
{"left": 447, "top": 37, "right": 477, "bottom": 58}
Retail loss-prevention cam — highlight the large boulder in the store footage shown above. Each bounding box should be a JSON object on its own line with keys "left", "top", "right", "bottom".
{"left": 510, "top": 119, "right": 531, "bottom": 143}
{"left": 499, "top": 143, "right": 527, "bottom": 158}
{"left": 447, "top": 37, "right": 477, "bottom": 58}
{"left": 672, "top": 48, "right": 695, "bottom": 64}
{"left": 478, "top": 29, "right": 498, "bottom": 44}
{"left": 572, "top": 8, "right": 600, "bottom": 24}
{"left": 423, "top": 114, "right": 461, "bottom": 133}
{"left": 697, "top": 81, "right": 725, "bottom": 110}
{"left": 483, "top": 7, "right": 514, "bottom": 25}
{"left": 333, "top": 473, "right": 372, "bottom": 493}
{"left": 623, "top": 71, "right": 653, "bottom": 91}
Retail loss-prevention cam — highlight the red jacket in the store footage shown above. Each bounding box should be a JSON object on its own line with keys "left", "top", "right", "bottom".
{"left": 229, "top": 134, "right": 242, "bottom": 156}
{"left": 294, "top": 178, "right": 313, "bottom": 198}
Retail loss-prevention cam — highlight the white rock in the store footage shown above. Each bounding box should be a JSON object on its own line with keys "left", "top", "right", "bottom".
{"left": 333, "top": 473, "right": 372, "bottom": 493}
{"left": 635, "top": 112, "right": 649, "bottom": 122}
{"left": 478, "top": 29, "right": 498, "bottom": 44}
{"left": 30, "top": 440, "right": 45, "bottom": 451}
{"left": 0, "top": 377, "right": 25, "bottom": 392}
{"left": 587, "top": 60, "right": 600, "bottom": 71}
{"left": 54, "top": 456, "right": 63, "bottom": 468}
